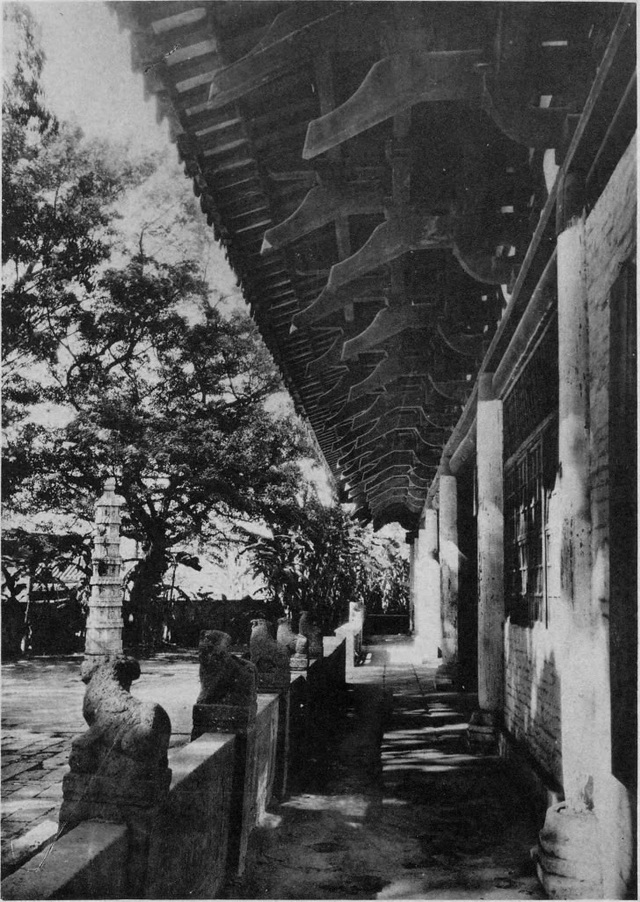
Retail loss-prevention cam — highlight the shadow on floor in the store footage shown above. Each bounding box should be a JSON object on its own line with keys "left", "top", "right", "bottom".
{"left": 225, "top": 657, "right": 544, "bottom": 900}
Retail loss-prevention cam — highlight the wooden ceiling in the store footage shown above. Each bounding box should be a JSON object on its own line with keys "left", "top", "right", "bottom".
{"left": 115, "top": 1, "right": 627, "bottom": 531}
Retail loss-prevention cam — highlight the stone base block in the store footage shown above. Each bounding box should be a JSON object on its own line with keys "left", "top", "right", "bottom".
{"left": 257, "top": 674, "right": 290, "bottom": 693}
{"left": 2, "top": 822, "right": 128, "bottom": 901}
{"left": 60, "top": 770, "right": 171, "bottom": 825}
{"left": 192, "top": 703, "right": 255, "bottom": 739}
{"left": 532, "top": 803, "right": 603, "bottom": 899}
{"left": 434, "top": 663, "right": 458, "bottom": 690}
{"left": 290, "top": 655, "right": 308, "bottom": 672}
{"left": 467, "top": 710, "right": 500, "bottom": 754}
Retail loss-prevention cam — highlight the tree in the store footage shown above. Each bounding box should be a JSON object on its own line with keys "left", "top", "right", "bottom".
{"left": 2, "top": 8, "right": 339, "bottom": 650}
{"left": 2, "top": 4, "right": 156, "bottom": 437}
{"left": 7, "top": 247, "right": 310, "bottom": 647}
{"left": 1, "top": 528, "right": 92, "bottom": 657}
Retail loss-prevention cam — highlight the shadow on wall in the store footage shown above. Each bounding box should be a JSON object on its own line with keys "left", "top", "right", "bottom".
{"left": 505, "top": 623, "right": 563, "bottom": 823}
{"left": 457, "top": 467, "right": 478, "bottom": 692}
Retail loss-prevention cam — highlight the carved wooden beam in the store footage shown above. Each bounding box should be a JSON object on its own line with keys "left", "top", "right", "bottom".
{"left": 349, "top": 404, "right": 451, "bottom": 442}
{"left": 428, "top": 373, "right": 472, "bottom": 403}
{"left": 452, "top": 243, "right": 516, "bottom": 285}
{"left": 364, "top": 470, "right": 431, "bottom": 494}
{"left": 339, "top": 420, "right": 446, "bottom": 469}
{"left": 436, "top": 323, "right": 485, "bottom": 359}
{"left": 349, "top": 388, "right": 430, "bottom": 432}
{"left": 338, "top": 426, "right": 446, "bottom": 472}
{"left": 348, "top": 355, "right": 406, "bottom": 400}
{"left": 360, "top": 451, "right": 437, "bottom": 485}
{"left": 261, "top": 184, "right": 383, "bottom": 254}
{"left": 313, "top": 374, "right": 350, "bottom": 411}
{"left": 334, "top": 420, "right": 377, "bottom": 454}
{"left": 339, "top": 426, "right": 438, "bottom": 470}
{"left": 325, "top": 395, "right": 374, "bottom": 429}
{"left": 480, "top": 80, "right": 571, "bottom": 148}
{"left": 341, "top": 304, "right": 430, "bottom": 361}
{"left": 291, "top": 285, "right": 385, "bottom": 331}
{"left": 370, "top": 489, "right": 423, "bottom": 514}
{"left": 344, "top": 450, "right": 432, "bottom": 482}
{"left": 361, "top": 455, "right": 435, "bottom": 484}
{"left": 303, "top": 50, "right": 484, "bottom": 159}
{"left": 326, "top": 212, "right": 453, "bottom": 293}
{"left": 365, "top": 476, "right": 414, "bottom": 497}
{"left": 207, "top": 6, "right": 348, "bottom": 109}
{"left": 305, "top": 335, "right": 348, "bottom": 378}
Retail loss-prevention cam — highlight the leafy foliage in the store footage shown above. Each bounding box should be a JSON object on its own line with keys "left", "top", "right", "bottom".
{"left": 244, "top": 499, "right": 409, "bottom": 630}
{"left": 7, "top": 249, "right": 310, "bottom": 645}
{"left": 2, "top": 11, "right": 407, "bottom": 651}
{"left": 2, "top": 5, "right": 157, "bottom": 427}
{"left": 1, "top": 528, "right": 92, "bottom": 656}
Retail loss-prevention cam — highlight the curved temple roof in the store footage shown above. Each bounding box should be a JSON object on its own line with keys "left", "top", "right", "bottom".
{"left": 114, "top": 1, "right": 634, "bottom": 531}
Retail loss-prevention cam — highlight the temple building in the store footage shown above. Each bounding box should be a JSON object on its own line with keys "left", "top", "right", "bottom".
{"left": 115, "top": 3, "right": 636, "bottom": 897}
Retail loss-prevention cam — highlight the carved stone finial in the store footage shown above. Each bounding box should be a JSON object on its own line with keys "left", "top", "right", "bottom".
{"left": 192, "top": 630, "right": 257, "bottom": 738}
{"left": 290, "top": 633, "right": 309, "bottom": 672}
{"left": 298, "top": 610, "right": 324, "bottom": 659}
{"left": 276, "top": 616, "right": 298, "bottom": 653}
{"left": 250, "top": 618, "right": 290, "bottom": 692}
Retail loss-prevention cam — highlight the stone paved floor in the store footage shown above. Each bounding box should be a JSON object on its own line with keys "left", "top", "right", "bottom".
{"left": 2, "top": 643, "right": 546, "bottom": 898}
{"left": 1, "top": 651, "right": 199, "bottom": 874}
{"left": 228, "top": 641, "right": 545, "bottom": 900}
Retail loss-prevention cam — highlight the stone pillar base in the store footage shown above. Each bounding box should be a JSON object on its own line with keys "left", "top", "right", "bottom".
{"left": 531, "top": 803, "right": 603, "bottom": 899}
{"left": 467, "top": 710, "right": 500, "bottom": 754}
{"left": 290, "top": 654, "right": 309, "bottom": 672}
{"left": 256, "top": 672, "right": 290, "bottom": 693}
{"left": 434, "top": 663, "right": 458, "bottom": 690}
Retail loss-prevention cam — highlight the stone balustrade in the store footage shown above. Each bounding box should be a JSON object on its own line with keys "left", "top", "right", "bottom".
{"left": 2, "top": 630, "right": 352, "bottom": 900}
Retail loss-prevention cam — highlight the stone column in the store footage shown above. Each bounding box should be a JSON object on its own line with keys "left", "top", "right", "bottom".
{"left": 83, "top": 477, "right": 125, "bottom": 677}
{"left": 534, "top": 172, "right": 604, "bottom": 899}
{"left": 469, "top": 374, "right": 504, "bottom": 749}
{"left": 250, "top": 618, "right": 291, "bottom": 800}
{"left": 439, "top": 473, "right": 459, "bottom": 669}
{"left": 413, "top": 508, "right": 442, "bottom": 663}
{"left": 408, "top": 536, "right": 417, "bottom": 633}
{"left": 556, "top": 172, "right": 596, "bottom": 807}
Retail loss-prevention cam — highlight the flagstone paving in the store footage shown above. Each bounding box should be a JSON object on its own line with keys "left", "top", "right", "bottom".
{"left": 228, "top": 645, "right": 544, "bottom": 900}
{"left": 2, "top": 645, "right": 545, "bottom": 898}
{"left": 1, "top": 652, "right": 199, "bottom": 875}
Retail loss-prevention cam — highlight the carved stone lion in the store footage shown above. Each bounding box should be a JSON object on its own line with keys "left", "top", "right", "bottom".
{"left": 70, "top": 656, "right": 171, "bottom": 774}
{"left": 60, "top": 655, "right": 171, "bottom": 830}
{"left": 196, "top": 629, "right": 257, "bottom": 707}
{"left": 250, "top": 618, "right": 290, "bottom": 690}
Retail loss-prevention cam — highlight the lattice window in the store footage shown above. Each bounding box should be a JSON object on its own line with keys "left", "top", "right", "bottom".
{"left": 504, "top": 414, "right": 557, "bottom": 626}
{"left": 503, "top": 310, "right": 559, "bottom": 627}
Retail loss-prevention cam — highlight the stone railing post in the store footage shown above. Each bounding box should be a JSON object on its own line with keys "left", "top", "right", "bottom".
{"left": 60, "top": 657, "right": 172, "bottom": 896}
{"left": 250, "top": 618, "right": 291, "bottom": 799}
{"left": 83, "top": 477, "right": 125, "bottom": 679}
{"left": 191, "top": 630, "right": 258, "bottom": 876}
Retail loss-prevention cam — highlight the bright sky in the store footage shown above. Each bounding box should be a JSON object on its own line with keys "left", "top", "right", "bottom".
{"left": 13, "top": 0, "right": 241, "bottom": 301}
{"left": 24, "top": 1, "right": 168, "bottom": 149}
